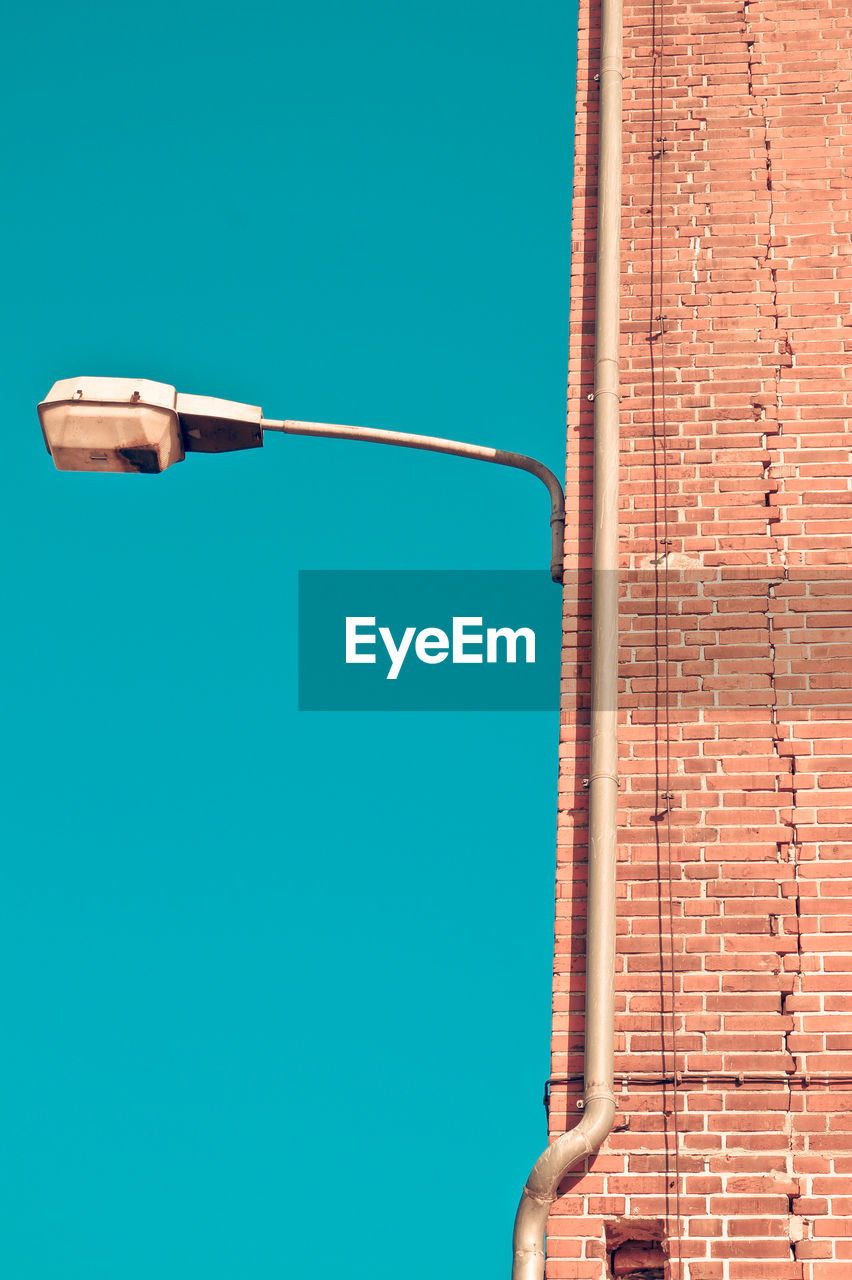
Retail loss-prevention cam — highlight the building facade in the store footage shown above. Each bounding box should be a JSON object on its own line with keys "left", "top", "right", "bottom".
{"left": 550, "top": 0, "right": 852, "bottom": 1275}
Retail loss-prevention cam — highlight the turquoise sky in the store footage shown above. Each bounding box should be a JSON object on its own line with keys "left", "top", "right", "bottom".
{"left": 2, "top": 2, "right": 577, "bottom": 1275}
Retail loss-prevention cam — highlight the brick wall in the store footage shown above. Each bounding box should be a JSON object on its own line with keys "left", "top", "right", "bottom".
{"left": 551, "top": 0, "right": 852, "bottom": 1276}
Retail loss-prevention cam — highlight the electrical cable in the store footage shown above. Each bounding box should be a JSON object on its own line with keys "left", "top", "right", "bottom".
{"left": 650, "top": 0, "right": 684, "bottom": 1268}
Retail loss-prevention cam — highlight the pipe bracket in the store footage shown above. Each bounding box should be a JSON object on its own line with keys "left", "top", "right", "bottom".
{"left": 584, "top": 1090, "right": 618, "bottom": 1107}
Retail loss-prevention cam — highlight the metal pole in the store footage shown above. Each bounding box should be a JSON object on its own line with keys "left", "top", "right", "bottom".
{"left": 261, "top": 418, "right": 565, "bottom": 583}
{"left": 511, "top": 0, "right": 623, "bottom": 1268}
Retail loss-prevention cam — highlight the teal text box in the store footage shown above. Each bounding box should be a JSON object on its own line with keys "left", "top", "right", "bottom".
{"left": 299, "top": 570, "right": 561, "bottom": 710}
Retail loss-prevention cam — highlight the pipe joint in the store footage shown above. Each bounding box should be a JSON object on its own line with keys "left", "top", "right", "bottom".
{"left": 522, "top": 1184, "right": 557, "bottom": 1208}
{"left": 594, "top": 362, "right": 620, "bottom": 389}
{"left": 514, "top": 1246, "right": 546, "bottom": 1261}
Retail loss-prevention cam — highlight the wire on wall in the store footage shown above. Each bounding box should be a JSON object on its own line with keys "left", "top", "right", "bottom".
{"left": 649, "top": 0, "right": 684, "bottom": 1267}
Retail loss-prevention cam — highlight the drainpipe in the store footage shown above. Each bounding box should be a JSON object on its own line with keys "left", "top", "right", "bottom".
{"left": 511, "top": 0, "right": 623, "bottom": 1273}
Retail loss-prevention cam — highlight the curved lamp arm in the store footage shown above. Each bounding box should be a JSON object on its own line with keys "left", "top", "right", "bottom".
{"left": 262, "top": 417, "right": 565, "bottom": 584}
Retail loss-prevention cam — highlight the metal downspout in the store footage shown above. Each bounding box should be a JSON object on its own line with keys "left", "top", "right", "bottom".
{"left": 511, "top": 0, "right": 623, "bottom": 1272}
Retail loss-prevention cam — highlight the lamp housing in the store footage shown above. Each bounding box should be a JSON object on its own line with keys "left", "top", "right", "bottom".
{"left": 38, "top": 377, "right": 263, "bottom": 473}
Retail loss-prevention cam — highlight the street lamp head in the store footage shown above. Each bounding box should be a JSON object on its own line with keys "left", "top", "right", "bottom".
{"left": 37, "top": 377, "right": 263, "bottom": 474}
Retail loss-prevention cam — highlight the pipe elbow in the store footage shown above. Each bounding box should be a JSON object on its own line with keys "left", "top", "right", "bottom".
{"left": 526, "top": 1095, "right": 616, "bottom": 1199}
{"left": 512, "top": 1095, "right": 617, "bottom": 1279}
{"left": 577, "top": 1093, "right": 617, "bottom": 1151}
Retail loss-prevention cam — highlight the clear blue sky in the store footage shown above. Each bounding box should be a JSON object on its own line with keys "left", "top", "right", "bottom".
{"left": 2, "top": 2, "right": 577, "bottom": 1274}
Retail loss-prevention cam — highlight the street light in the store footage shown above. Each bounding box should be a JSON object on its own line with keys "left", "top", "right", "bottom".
{"left": 37, "top": 376, "right": 565, "bottom": 581}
